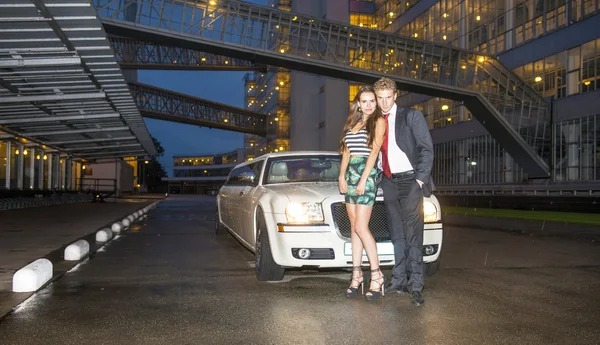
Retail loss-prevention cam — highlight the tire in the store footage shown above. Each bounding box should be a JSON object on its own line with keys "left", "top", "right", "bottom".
{"left": 425, "top": 259, "right": 440, "bottom": 276}
{"left": 215, "top": 206, "right": 224, "bottom": 234}
{"left": 255, "top": 211, "right": 285, "bottom": 281}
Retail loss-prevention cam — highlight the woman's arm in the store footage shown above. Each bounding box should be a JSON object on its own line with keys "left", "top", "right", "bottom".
{"left": 338, "top": 148, "right": 350, "bottom": 193}
{"left": 356, "top": 118, "right": 386, "bottom": 193}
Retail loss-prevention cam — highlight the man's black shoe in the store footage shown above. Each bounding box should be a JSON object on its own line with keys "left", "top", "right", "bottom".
{"left": 385, "top": 283, "right": 409, "bottom": 295}
{"left": 410, "top": 291, "right": 425, "bottom": 306}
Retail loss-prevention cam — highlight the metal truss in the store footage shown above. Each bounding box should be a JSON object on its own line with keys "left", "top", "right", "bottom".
{"left": 129, "top": 82, "right": 266, "bottom": 136}
{"left": 94, "top": 0, "right": 551, "bottom": 177}
{"left": 109, "top": 37, "right": 267, "bottom": 71}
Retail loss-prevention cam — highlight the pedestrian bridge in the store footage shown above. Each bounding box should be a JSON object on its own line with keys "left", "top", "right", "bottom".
{"left": 94, "top": 0, "right": 550, "bottom": 178}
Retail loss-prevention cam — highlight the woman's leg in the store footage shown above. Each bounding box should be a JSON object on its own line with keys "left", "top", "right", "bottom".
{"left": 353, "top": 204, "right": 383, "bottom": 295}
{"left": 346, "top": 202, "right": 364, "bottom": 268}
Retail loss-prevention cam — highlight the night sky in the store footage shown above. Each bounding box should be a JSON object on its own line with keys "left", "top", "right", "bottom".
{"left": 139, "top": 70, "right": 247, "bottom": 176}
{"left": 137, "top": 0, "right": 269, "bottom": 176}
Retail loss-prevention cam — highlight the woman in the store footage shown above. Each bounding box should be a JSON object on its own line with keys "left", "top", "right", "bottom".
{"left": 338, "top": 85, "right": 386, "bottom": 301}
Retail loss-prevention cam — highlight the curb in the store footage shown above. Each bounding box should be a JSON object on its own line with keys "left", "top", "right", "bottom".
{"left": 443, "top": 213, "right": 600, "bottom": 242}
{"left": 0, "top": 200, "right": 163, "bottom": 322}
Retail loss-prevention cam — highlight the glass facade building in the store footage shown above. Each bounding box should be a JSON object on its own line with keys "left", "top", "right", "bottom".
{"left": 164, "top": 149, "right": 244, "bottom": 194}
{"left": 379, "top": 0, "right": 600, "bottom": 185}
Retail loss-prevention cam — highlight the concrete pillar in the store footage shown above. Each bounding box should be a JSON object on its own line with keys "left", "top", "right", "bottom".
{"left": 29, "top": 148, "right": 35, "bottom": 189}
{"left": 46, "top": 153, "right": 52, "bottom": 189}
{"left": 65, "top": 159, "right": 72, "bottom": 190}
{"left": 505, "top": 0, "right": 515, "bottom": 51}
{"left": 290, "top": 0, "right": 349, "bottom": 151}
{"left": 459, "top": 0, "right": 469, "bottom": 49}
{"left": 16, "top": 145, "right": 23, "bottom": 190}
{"left": 290, "top": 71, "right": 321, "bottom": 150}
{"left": 458, "top": 141, "right": 467, "bottom": 184}
{"left": 561, "top": 123, "right": 580, "bottom": 181}
{"left": 5, "top": 141, "right": 10, "bottom": 189}
{"left": 567, "top": 47, "right": 581, "bottom": 96}
{"left": 503, "top": 152, "right": 514, "bottom": 183}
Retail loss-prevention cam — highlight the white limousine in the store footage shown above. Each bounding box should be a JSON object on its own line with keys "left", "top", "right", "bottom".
{"left": 215, "top": 151, "right": 443, "bottom": 281}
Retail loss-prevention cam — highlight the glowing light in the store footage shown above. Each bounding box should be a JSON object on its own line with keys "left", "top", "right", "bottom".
{"left": 443, "top": 13, "right": 448, "bottom": 18}
{"left": 534, "top": 76, "right": 542, "bottom": 82}
{"left": 389, "top": 12, "right": 395, "bottom": 17}
{"left": 441, "top": 105, "right": 449, "bottom": 111}
{"left": 478, "top": 56, "right": 485, "bottom": 63}
{"left": 414, "top": 33, "right": 418, "bottom": 38}
{"left": 476, "top": 15, "right": 481, "bottom": 21}
{"left": 442, "top": 35, "right": 447, "bottom": 40}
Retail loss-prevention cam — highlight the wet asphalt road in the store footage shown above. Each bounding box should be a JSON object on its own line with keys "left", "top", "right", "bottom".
{"left": 1, "top": 195, "right": 599, "bottom": 345}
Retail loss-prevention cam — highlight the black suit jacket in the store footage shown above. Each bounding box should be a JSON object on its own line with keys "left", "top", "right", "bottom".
{"left": 392, "top": 106, "right": 435, "bottom": 196}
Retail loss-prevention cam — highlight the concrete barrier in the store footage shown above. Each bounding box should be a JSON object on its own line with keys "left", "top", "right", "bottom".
{"left": 96, "top": 228, "right": 113, "bottom": 242}
{"left": 13, "top": 259, "right": 53, "bottom": 292}
{"left": 111, "top": 222, "right": 123, "bottom": 233}
{"left": 122, "top": 218, "right": 131, "bottom": 227}
{"left": 64, "top": 240, "right": 90, "bottom": 261}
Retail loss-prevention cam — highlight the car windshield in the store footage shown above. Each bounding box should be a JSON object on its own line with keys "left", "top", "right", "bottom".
{"left": 265, "top": 155, "right": 341, "bottom": 184}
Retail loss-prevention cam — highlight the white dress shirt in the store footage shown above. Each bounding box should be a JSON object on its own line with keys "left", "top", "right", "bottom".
{"left": 384, "top": 103, "right": 413, "bottom": 173}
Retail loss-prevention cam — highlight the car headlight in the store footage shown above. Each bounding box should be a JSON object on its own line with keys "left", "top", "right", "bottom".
{"left": 423, "top": 200, "right": 438, "bottom": 223}
{"left": 285, "top": 202, "right": 324, "bottom": 224}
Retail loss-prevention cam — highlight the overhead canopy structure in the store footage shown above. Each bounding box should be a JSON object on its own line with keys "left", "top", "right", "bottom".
{"left": 95, "top": 0, "right": 550, "bottom": 177}
{"left": 0, "top": 0, "right": 157, "bottom": 160}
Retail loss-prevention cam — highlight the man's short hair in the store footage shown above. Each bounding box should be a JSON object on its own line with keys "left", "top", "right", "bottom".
{"left": 373, "top": 77, "right": 397, "bottom": 93}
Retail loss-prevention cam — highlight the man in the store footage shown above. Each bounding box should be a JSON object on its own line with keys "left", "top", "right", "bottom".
{"left": 373, "top": 77, "right": 434, "bottom": 307}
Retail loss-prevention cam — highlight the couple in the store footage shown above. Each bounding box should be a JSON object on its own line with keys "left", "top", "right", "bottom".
{"left": 338, "top": 77, "right": 434, "bottom": 306}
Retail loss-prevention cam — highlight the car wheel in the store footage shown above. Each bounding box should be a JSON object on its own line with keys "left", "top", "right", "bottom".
{"left": 255, "top": 211, "right": 285, "bottom": 281}
{"left": 215, "top": 206, "right": 224, "bottom": 234}
{"left": 425, "top": 259, "right": 440, "bottom": 276}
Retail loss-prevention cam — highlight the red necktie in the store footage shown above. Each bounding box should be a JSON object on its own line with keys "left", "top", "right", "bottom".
{"left": 381, "top": 113, "right": 392, "bottom": 178}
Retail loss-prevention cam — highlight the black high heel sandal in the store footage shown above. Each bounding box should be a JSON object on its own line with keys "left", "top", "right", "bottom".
{"left": 365, "top": 268, "right": 385, "bottom": 301}
{"left": 345, "top": 266, "right": 364, "bottom": 297}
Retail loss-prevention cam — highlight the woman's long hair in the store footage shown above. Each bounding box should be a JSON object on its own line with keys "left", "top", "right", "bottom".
{"left": 339, "top": 85, "right": 383, "bottom": 153}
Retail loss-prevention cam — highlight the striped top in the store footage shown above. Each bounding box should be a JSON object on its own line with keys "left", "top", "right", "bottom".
{"left": 345, "top": 129, "right": 371, "bottom": 156}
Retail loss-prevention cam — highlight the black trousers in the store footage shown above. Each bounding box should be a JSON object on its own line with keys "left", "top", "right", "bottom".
{"left": 382, "top": 173, "right": 424, "bottom": 292}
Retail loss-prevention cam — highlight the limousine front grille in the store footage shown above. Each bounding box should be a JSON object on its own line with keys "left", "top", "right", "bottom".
{"left": 331, "top": 202, "right": 390, "bottom": 242}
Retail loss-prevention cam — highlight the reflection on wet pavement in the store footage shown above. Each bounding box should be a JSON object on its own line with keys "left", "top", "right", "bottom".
{"left": 0, "top": 195, "right": 598, "bottom": 345}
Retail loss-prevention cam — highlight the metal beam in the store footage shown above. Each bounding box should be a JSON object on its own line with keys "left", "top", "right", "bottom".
{"left": 0, "top": 92, "right": 106, "bottom": 103}
{"left": 81, "top": 150, "right": 147, "bottom": 158}
{"left": 25, "top": 126, "right": 130, "bottom": 136}
{"left": 0, "top": 113, "right": 121, "bottom": 125}
{"left": 45, "top": 136, "right": 137, "bottom": 145}
{"left": 0, "top": 57, "right": 81, "bottom": 68}
{"left": 65, "top": 143, "right": 141, "bottom": 151}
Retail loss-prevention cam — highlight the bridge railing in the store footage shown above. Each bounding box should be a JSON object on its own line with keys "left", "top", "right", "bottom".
{"left": 92, "top": 0, "right": 550, "bottom": 176}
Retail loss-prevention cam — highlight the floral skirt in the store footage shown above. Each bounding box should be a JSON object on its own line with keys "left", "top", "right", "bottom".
{"left": 345, "top": 156, "right": 377, "bottom": 206}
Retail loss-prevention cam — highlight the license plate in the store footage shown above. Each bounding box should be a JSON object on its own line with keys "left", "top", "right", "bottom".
{"left": 344, "top": 242, "right": 394, "bottom": 256}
